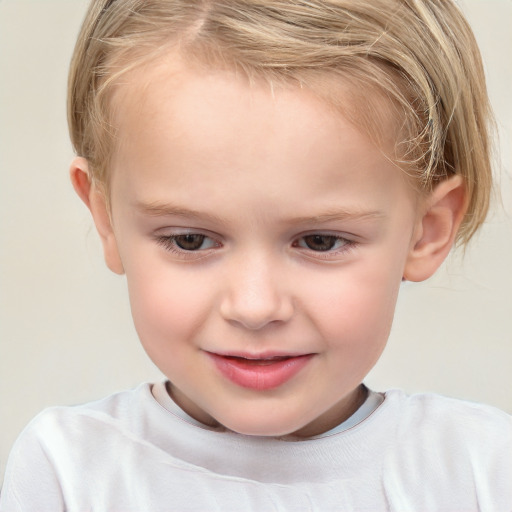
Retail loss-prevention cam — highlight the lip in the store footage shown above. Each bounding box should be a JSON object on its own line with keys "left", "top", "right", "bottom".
{"left": 206, "top": 351, "right": 314, "bottom": 390}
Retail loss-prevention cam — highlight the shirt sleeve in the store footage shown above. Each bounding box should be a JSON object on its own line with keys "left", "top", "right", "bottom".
{"left": 0, "top": 417, "right": 65, "bottom": 512}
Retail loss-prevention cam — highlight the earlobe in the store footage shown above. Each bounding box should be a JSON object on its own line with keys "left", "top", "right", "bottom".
{"left": 70, "top": 157, "right": 125, "bottom": 275}
{"left": 403, "top": 176, "right": 467, "bottom": 282}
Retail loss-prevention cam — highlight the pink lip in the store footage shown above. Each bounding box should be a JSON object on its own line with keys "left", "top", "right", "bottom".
{"left": 206, "top": 352, "right": 314, "bottom": 390}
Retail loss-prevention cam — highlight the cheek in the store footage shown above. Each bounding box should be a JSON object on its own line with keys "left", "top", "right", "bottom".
{"left": 123, "top": 257, "right": 211, "bottom": 348}
{"left": 312, "top": 269, "right": 402, "bottom": 388}
{"left": 310, "top": 258, "right": 403, "bottom": 347}
{"left": 125, "top": 266, "right": 215, "bottom": 379}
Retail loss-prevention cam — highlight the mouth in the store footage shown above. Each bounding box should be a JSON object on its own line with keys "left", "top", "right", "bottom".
{"left": 223, "top": 355, "right": 294, "bottom": 366}
{"left": 206, "top": 352, "right": 314, "bottom": 391}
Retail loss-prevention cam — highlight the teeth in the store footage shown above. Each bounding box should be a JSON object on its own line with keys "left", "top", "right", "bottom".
{"left": 225, "top": 355, "right": 290, "bottom": 362}
{"left": 245, "top": 356, "right": 287, "bottom": 361}
{"left": 241, "top": 358, "right": 287, "bottom": 366}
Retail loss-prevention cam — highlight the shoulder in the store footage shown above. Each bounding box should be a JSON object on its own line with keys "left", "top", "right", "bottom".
{"left": 386, "top": 389, "right": 512, "bottom": 441}
{"left": 384, "top": 390, "right": 512, "bottom": 456}
{"left": 2, "top": 384, "right": 158, "bottom": 494}
{"left": 0, "top": 383, "right": 178, "bottom": 510}
{"left": 381, "top": 390, "right": 512, "bottom": 504}
{"left": 10, "top": 383, "right": 157, "bottom": 458}
{"left": 377, "top": 390, "right": 512, "bottom": 507}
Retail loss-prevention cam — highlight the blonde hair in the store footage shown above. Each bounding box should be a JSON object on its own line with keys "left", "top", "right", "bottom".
{"left": 68, "top": 0, "right": 493, "bottom": 244}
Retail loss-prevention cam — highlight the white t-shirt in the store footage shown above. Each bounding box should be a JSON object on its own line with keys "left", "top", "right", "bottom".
{"left": 1, "top": 382, "right": 511, "bottom": 511}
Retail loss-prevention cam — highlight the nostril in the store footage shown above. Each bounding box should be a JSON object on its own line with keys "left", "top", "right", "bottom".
{"left": 219, "top": 293, "right": 294, "bottom": 330}
{"left": 218, "top": 262, "right": 294, "bottom": 329}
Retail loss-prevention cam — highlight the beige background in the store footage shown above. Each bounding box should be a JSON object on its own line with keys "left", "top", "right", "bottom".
{"left": 1, "top": 0, "right": 511, "bottom": 484}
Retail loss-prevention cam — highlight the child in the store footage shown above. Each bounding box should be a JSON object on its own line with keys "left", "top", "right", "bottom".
{"left": 1, "top": 0, "right": 510, "bottom": 510}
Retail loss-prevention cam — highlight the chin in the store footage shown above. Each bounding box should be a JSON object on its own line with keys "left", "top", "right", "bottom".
{"left": 219, "top": 412, "right": 308, "bottom": 438}
{"left": 230, "top": 424, "right": 298, "bottom": 437}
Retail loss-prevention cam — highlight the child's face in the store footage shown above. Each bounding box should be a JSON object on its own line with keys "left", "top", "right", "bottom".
{"left": 92, "top": 58, "right": 425, "bottom": 437}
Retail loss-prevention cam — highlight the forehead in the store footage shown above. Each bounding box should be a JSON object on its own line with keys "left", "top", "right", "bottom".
{"left": 109, "top": 51, "right": 403, "bottom": 159}
{"left": 106, "top": 54, "right": 418, "bottom": 225}
{"left": 111, "top": 57, "right": 395, "bottom": 165}
{"left": 111, "top": 60, "right": 353, "bottom": 156}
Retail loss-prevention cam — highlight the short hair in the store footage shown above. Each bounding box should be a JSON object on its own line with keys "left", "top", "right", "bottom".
{"left": 68, "top": 0, "right": 493, "bottom": 244}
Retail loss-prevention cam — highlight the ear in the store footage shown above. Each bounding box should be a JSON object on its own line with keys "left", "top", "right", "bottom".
{"left": 70, "top": 157, "right": 125, "bottom": 275}
{"left": 403, "top": 175, "right": 467, "bottom": 282}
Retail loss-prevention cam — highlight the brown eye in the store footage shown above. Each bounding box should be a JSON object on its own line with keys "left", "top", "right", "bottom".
{"left": 302, "top": 235, "right": 338, "bottom": 251}
{"left": 174, "top": 234, "right": 206, "bottom": 250}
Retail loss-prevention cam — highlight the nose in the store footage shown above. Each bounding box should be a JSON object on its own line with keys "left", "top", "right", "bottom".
{"left": 219, "top": 253, "right": 294, "bottom": 330}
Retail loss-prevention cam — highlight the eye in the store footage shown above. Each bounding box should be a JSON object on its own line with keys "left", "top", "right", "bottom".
{"left": 295, "top": 234, "right": 348, "bottom": 252}
{"left": 292, "top": 233, "right": 358, "bottom": 260}
{"left": 174, "top": 234, "right": 209, "bottom": 251}
{"left": 156, "top": 233, "right": 220, "bottom": 253}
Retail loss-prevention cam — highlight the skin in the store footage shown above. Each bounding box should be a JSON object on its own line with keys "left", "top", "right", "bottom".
{"left": 72, "top": 57, "right": 466, "bottom": 438}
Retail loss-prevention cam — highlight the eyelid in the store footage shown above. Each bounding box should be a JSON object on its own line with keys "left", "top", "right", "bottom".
{"left": 153, "top": 228, "right": 359, "bottom": 262}
{"left": 155, "top": 226, "right": 222, "bottom": 241}
{"left": 154, "top": 228, "right": 223, "bottom": 259}
{"left": 292, "top": 231, "right": 359, "bottom": 260}
{"left": 292, "top": 229, "right": 358, "bottom": 244}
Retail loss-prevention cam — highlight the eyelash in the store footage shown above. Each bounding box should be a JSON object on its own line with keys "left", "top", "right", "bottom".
{"left": 155, "top": 233, "right": 220, "bottom": 260}
{"left": 155, "top": 232, "right": 358, "bottom": 260}
{"left": 292, "top": 234, "right": 357, "bottom": 260}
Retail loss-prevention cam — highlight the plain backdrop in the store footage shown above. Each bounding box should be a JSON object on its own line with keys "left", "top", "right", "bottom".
{"left": 1, "top": 0, "right": 511, "bottom": 485}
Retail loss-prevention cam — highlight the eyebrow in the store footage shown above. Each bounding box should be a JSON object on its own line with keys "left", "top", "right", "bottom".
{"left": 135, "top": 201, "right": 225, "bottom": 224}
{"left": 286, "top": 210, "right": 385, "bottom": 224}
{"left": 135, "top": 201, "right": 385, "bottom": 225}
